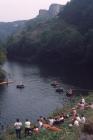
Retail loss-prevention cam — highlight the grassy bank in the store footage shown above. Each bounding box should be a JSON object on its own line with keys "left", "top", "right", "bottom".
{"left": 1, "top": 93, "right": 93, "bottom": 140}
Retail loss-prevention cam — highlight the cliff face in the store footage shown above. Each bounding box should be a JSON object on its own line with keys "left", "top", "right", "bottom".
{"left": 38, "top": 4, "right": 64, "bottom": 18}
{"left": 39, "top": 10, "right": 48, "bottom": 17}
{"left": 49, "top": 4, "right": 64, "bottom": 16}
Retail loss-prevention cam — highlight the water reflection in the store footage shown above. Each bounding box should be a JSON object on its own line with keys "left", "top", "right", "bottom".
{"left": 39, "top": 64, "right": 93, "bottom": 89}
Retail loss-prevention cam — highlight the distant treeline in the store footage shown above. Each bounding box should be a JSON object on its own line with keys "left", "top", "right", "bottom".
{"left": 7, "top": 0, "right": 93, "bottom": 67}
{"left": 0, "top": 51, "right": 6, "bottom": 81}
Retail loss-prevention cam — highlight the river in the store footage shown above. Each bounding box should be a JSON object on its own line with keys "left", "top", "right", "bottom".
{"left": 0, "top": 61, "right": 73, "bottom": 129}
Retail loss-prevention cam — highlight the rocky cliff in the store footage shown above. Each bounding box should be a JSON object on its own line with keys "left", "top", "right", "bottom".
{"left": 38, "top": 4, "right": 64, "bottom": 18}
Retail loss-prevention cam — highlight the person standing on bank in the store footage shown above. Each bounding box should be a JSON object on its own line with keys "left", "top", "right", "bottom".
{"left": 14, "top": 118, "right": 22, "bottom": 139}
{"left": 24, "top": 119, "right": 31, "bottom": 137}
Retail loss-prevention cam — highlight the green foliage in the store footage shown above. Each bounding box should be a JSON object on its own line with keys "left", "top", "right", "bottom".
{"left": 0, "top": 50, "right": 6, "bottom": 81}
{"left": 0, "top": 67, "right": 5, "bottom": 81}
{"left": 30, "top": 130, "right": 62, "bottom": 140}
{"left": 60, "top": 0, "right": 93, "bottom": 33}
{"left": 6, "top": 0, "right": 93, "bottom": 66}
{"left": 0, "top": 21, "right": 26, "bottom": 43}
{"left": 0, "top": 51, "right": 6, "bottom": 64}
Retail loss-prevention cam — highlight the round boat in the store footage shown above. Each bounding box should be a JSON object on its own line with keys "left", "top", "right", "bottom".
{"left": 16, "top": 85, "right": 24, "bottom": 88}
{"left": 51, "top": 81, "right": 60, "bottom": 88}
{"left": 56, "top": 88, "right": 63, "bottom": 93}
{"left": 51, "top": 83, "right": 57, "bottom": 87}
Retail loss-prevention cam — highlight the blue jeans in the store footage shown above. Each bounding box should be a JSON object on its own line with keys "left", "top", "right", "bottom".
{"left": 15, "top": 129, "right": 21, "bottom": 139}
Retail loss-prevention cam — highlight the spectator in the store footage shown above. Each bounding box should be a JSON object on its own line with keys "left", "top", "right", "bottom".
{"left": 37, "top": 119, "right": 43, "bottom": 128}
{"left": 80, "top": 114, "right": 86, "bottom": 124}
{"left": 76, "top": 114, "right": 81, "bottom": 122}
{"left": 74, "top": 119, "right": 79, "bottom": 127}
{"left": 81, "top": 97, "right": 85, "bottom": 104}
{"left": 14, "top": 118, "right": 22, "bottom": 139}
{"left": 24, "top": 119, "right": 31, "bottom": 137}
{"left": 48, "top": 117, "right": 55, "bottom": 126}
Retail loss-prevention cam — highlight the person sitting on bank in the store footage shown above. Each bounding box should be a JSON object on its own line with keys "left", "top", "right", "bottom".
{"left": 14, "top": 118, "right": 22, "bottom": 139}
{"left": 48, "top": 117, "right": 55, "bottom": 126}
{"left": 80, "top": 114, "right": 86, "bottom": 124}
{"left": 39, "top": 116, "right": 48, "bottom": 123}
{"left": 33, "top": 125, "right": 40, "bottom": 134}
{"left": 58, "top": 115, "right": 64, "bottom": 122}
{"left": 76, "top": 101, "right": 85, "bottom": 110}
{"left": 76, "top": 114, "right": 81, "bottom": 123}
{"left": 54, "top": 115, "right": 65, "bottom": 125}
{"left": 74, "top": 118, "right": 79, "bottom": 127}
{"left": 37, "top": 119, "right": 43, "bottom": 129}
{"left": 71, "top": 108, "right": 77, "bottom": 119}
{"left": 81, "top": 96, "right": 85, "bottom": 104}
{"left": 24, "top": 119, "right": 31, "bottom": 137}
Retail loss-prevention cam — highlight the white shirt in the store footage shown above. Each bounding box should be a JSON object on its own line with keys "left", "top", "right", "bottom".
{"left": 81, "top": 98, "right": 85, "bottom": 104}
{"left": 49, "top": 119, "right": 55, "bottom": 125}
{"left": 74, "top": 120, "right": 79, "bottom": 127}
{"left": 76, "top": 116, "right": 81, "bottom": 122}
{"left": 81, "top": 117, "right": 86, "bottom": 124}
{"left": 25, "top": 121, "right": 31, "bottom": 128}
{"left": 38, "top": 121, "right": 43, "bottom": 128}
{"left": 14, "top": 122, "right": 22, "bottom": 130}
{"left": 59, "top": 117, "right": 64, "bottom": 121}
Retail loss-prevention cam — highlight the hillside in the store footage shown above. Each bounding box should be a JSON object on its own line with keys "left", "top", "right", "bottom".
{"left": 60, "top": 0, "right": 93, "bottom": 33}
{"left": 0, "top": 20, "right": 27, "bottom": 43}
{"left": 7, "top": 4, "right": 65, "bottom": 63}
{"left": 0, "top": 3, "right": 63, "bottom": 44}
{"left": 7, "top": 0, "right": 93, "bottom": 66}
{"left": 0, "top": 50, "right": 6, "bottom": 81}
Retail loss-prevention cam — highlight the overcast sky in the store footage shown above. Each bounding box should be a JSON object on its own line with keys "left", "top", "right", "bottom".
{"left": 0, "top": 0, "right": 70, "bottom": 22}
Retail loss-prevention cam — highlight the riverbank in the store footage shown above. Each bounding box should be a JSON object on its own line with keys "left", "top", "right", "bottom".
{"left": 0, "top": 69, "right": 5, "bottom": 82}
{"left": 0, "top": 92, "right": 93, "bottom": 140}
{"left": 0, "top": 51, "right": 6, "bottom": 82}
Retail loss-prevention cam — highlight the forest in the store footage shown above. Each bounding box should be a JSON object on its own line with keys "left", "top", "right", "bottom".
{"left": 6, "top": 0, "right": 93, "bottom": 67}
{"left": 0, "top": 50, "right": 5, "bottom": 81}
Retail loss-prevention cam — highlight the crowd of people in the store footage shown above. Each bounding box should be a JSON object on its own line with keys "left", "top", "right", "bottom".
{"left": 13, "top": 96, "right": 93, "bottom": 139}
{"left": 14, "top": 115, "right": 63, "bottom": 139}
